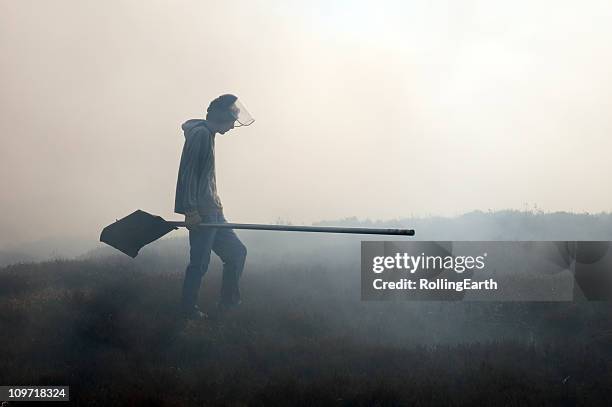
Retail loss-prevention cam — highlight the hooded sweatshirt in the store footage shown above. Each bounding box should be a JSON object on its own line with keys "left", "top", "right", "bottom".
{"left": 174, "top": 119, "right": 223, "bottom": 215}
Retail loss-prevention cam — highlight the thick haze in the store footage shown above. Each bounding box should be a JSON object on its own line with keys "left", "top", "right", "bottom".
{"left": 1, "top": 0, "right": 612, "bottom": 246}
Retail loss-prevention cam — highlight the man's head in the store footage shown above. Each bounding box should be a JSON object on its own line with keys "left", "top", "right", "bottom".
{"left": 206, "top": 94, "right": 254, "bottom": 135}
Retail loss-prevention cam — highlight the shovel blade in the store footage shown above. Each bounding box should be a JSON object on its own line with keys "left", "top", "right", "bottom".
{"left": 100, "top": 210, "right": 177, "bottom": 257}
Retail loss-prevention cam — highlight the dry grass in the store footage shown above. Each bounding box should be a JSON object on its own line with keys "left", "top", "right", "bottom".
{"left": 0, "top": 257, "right": 611, "bottom": 406}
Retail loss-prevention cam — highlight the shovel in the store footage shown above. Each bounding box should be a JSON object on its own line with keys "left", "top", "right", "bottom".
{"left": 100, "top": 210, "right": 415, "bottom": 258}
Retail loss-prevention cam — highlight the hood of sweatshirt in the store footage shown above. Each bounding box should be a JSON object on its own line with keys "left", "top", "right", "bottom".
{"left": 181, "top": 119, "right": 211, "bottom": 137}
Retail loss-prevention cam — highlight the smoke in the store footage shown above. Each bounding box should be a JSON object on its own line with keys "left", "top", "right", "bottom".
{"left": 2, "top": 1, "right": 612, "bottom": 246}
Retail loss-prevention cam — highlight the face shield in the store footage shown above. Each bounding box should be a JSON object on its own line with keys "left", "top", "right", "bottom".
{"left": 228, "top": 99, "right": 255, "bottom": 127}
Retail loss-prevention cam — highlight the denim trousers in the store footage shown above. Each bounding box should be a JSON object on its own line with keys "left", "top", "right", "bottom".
{"left": 181, "top": 211, "right": 247, "bottom": 311}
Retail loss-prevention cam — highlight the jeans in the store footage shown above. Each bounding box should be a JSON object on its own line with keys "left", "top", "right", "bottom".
{"left": 181, "top": 211, "right": 247, "bottom": 311}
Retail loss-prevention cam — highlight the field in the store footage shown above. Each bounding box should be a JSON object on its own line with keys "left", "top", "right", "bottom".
{"left": 1, "top": 245, "right": 611, "bottom": 405}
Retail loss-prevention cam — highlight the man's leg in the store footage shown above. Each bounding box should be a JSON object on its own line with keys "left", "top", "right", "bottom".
{"left": 212, "top": 215, "right": 247, "bottom": 307}
{"left": 181, "top": 222, "right": 217, "bottom": 314}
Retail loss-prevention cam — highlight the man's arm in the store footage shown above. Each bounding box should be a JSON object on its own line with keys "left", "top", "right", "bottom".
{"left": 176, "top": 129, "right": 209, "bottom": 227}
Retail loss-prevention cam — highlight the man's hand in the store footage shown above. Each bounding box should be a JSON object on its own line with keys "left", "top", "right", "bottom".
{"left": 185, "top": 210, "right": 202, "bottom": 230}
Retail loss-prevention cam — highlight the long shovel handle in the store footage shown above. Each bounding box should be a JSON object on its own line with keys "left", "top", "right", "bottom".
{"left": 167, "top": 221, "right": 415, "bottom": 236}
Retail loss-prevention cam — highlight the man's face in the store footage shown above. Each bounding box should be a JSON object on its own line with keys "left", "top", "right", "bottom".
{"left": 217, "top": 120, "right": 235, "bottom": 135}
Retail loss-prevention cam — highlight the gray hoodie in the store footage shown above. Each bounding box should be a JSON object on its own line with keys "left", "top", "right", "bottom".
{"left": 174, "top": 119, "right": 223, "bottom": 215}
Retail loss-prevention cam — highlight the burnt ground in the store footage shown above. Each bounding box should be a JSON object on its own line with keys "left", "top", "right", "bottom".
{"left": 0, "top": 256, "right": 611, "bottom": 406}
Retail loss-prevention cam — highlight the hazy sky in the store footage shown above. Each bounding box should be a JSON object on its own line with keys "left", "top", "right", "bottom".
{"left": 1, "top": 0, "right": 612, "bottom": 246}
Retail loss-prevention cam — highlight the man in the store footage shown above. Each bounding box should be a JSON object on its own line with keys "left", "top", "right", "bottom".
{"left": 174, "top": 94, "right": 254, "bottom": 320}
